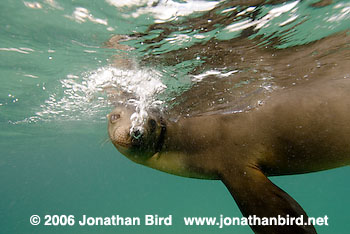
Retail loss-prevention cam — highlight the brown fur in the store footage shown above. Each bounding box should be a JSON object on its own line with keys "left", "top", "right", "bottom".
{"left": 108, "top": 77, "right": 349, "bottom": 234}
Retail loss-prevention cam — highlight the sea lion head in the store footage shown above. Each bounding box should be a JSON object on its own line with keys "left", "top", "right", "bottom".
{"left": 107, "top": 106, "right": 166, "bottom": 164}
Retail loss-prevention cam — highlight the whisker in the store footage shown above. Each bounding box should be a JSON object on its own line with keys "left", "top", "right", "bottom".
{"left": 100, "top": 135, "right": 111, "bottom": 147}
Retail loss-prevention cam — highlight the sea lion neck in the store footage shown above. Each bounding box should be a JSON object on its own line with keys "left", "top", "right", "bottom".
{"left": 160, "top": 114, "right": 233, "bottom": 153}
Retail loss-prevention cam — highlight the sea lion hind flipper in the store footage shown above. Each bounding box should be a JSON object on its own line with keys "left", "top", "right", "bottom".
{"left": 220, "top": 166, "right": 317, "bottom": 234}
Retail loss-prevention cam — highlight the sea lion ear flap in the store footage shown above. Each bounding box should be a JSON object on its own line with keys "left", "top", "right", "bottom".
{"left": 220, "top": 166, "right": 317, "bottom": 234}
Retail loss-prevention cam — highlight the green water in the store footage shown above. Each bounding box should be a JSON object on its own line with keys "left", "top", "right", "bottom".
{"left": 1, "top": 0, "right": 349, "bottom": 233}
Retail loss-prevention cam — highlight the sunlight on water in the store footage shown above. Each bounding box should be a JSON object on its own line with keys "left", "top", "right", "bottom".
{"left": 107, "top": 0, "right": 221, "bottom": 23}
{"left": 223, "top": 1, "right": 300, "bottom": 33}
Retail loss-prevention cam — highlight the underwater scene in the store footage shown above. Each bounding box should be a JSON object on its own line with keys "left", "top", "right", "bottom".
{"left": 1, "top": 0, "right": 350, "bottom": 233}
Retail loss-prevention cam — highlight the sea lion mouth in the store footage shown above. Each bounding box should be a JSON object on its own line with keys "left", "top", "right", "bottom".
{"left": 114, "top": 120, "right": 166, "bottom": 152}
{"left": 130, "top": 129, "right": 145, "bottom": 146}
{"left": 112, "top": 127, "right": 147, "bottom": 149}
{"left": 115, "top": 141, "right": 132, "bottom": 148}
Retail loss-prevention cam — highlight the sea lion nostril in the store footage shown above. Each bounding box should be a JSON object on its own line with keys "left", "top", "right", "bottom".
{"left": 132, "top": 130, "right": 142, "bottom": 139}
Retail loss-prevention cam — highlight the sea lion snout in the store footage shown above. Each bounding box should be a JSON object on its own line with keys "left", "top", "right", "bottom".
{"left": 107, "top": 106, "right": 155, "bottom": 148}
{"left": 131, "top": 129, "right": 142, "bottom": 139}
{"left": 108, "top": 106, "right": 167, "bottom": 162}
{"left": 108, "top": 107, "right": 134, "bottom": 148}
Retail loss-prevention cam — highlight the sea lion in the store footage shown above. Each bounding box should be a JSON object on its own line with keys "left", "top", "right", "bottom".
{"left": 108, "top": 77, "right": 350, "bottom": 234}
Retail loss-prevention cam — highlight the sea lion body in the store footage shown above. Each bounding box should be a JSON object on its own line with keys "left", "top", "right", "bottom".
{"left": 109, "top": 78, "right": 350, "bottom": 177}
{"left": 108, "top": 77, "right": 350, "bottom": 234}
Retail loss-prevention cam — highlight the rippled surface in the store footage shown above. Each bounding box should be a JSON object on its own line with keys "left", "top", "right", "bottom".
{"left": 1, "top": 1, "right": 350, "bottom": 234}
{"left": 1, "top": 0, "right": 350, "bottom": 125}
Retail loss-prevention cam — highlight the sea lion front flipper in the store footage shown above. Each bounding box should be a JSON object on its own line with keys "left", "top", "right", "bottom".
{"left": 221, "top": 166, "right": 317, "bottom": 234}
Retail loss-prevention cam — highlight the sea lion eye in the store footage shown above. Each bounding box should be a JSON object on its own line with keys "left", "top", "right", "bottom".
{"left": 149, "top": 119, "right": 157, "bottom": 131}
{"left": 110, "top": 113, "right": 121, "bottom": 123}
